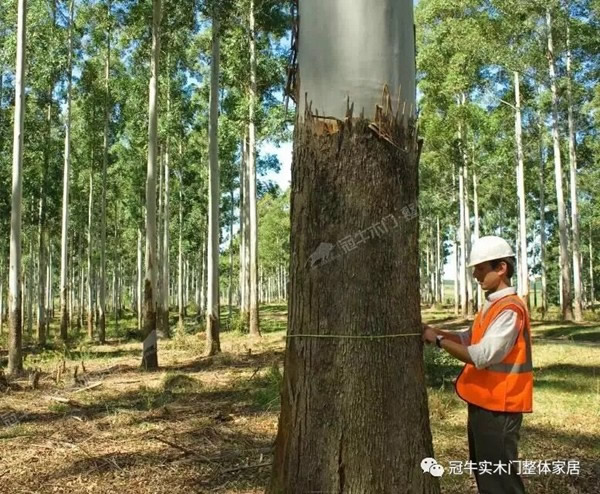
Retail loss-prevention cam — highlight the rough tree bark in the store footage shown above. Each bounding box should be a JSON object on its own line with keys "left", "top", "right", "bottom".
{"left": 268, "top": 1, "right": 438, "bottom": 492}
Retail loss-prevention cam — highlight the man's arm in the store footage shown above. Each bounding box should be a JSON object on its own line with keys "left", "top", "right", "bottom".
{"left": 422, "top": 324, "right": 470, "bottom": 345}
{"left": 422, "top": 327, "right": 474, "bottom": 365}
{"left": 439, "top": 338, "right": 474, "bottom": 365}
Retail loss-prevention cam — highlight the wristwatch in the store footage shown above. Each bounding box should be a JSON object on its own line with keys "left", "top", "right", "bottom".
{"left": 435, "top": 335, "right": 445, "bottom": 348}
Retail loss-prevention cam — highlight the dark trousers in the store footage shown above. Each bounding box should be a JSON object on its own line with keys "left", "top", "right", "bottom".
{"left": 467, "top": 403, "right": 526, "bottom": 494}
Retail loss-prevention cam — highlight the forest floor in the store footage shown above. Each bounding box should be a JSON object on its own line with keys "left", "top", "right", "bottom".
{"left": 0, "top": 304, "right": 599, "bottom": 494}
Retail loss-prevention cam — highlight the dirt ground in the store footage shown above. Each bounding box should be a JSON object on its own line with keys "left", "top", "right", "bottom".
{"left": 1, "top": 306, "right": 599, "bottom": 493}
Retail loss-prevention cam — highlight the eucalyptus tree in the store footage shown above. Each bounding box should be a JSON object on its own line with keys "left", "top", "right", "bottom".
{"left": 59, "top": 0, "right": 75, "bottom": 341}
{"left": 8, "top": 0, "right": 27, "bottom": 376}
{"left": 269, "top": 1, "right": 438, "bottom": 491}
{"left": 142, "top": 0, "right": 161, "bottom": 369}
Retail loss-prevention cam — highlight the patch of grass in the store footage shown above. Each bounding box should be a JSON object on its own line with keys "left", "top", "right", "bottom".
{"left": 161, "top": 372, "right": 201, "bottom": 393}
{"left": 423, "top": 345, "right": 463, "bottom": 389}
{"left": 48, "top": 402, "right": 71, "bottom": 414}
{"left": 250, "top": 364, "right": 282, "bottom": 410}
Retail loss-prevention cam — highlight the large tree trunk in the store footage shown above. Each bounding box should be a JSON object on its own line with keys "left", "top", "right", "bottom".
{"left": 566, "top": 21, "right": 583, "bottom": 321}
{"left": 8, "top": 0, "right": 27, "bottom": 376}
{"left": 99, "top": 0, "right": 111, "bottom": 344}
{"left": 514, "top": 72, "right": 529, "bottom": 309}
{"left": 59, "top": 0, "right": 74, "bottom": 341}
{"left": 269, "top": 1, "right": 438, "bottom": 491}
{"left": 547, "top": 8, "right": 574, "bottom": 321}
{"left": 142, "top": 0, "right": 161, "bottom": 370}
{"left": 205, "top": 10, "right": 221, "bottom": 356}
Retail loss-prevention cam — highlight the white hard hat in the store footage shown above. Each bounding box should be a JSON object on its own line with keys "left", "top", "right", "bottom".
{"left": 467, "top": 235, "right": 515, "bottom": 268}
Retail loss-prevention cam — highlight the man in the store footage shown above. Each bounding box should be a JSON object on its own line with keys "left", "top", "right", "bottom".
{"left": 423, "top": 235, "right": 533, "bottom": 494}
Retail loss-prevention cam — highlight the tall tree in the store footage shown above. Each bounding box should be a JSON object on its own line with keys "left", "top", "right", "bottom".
{"left": 59, "top": 0, "right": 75, "bottom": 341}
{"left": 142, "top": 0, "right": 161, "bottom": 370}
{"left": 547, "top": 6, "right": 574, "bottom": 321}
{"left": 565, "top": 13, "right": 583, "bottom": 321}
{"left": 269, "top": 1, "right": 438, "bottom": 491}
{"left": 205, "top": 7, "right": 221, "bottom": 356}
{"left": 248, "top": 0, "right": 260, "bottom": 336}
{"left": 99, "top": 0, "right": 112, "bottom": 344}
{"left": 514, "top": 71, "right": 529, "bottom": 306}
{"left": 8, "top": 0, "right": 27, "bottom": 376}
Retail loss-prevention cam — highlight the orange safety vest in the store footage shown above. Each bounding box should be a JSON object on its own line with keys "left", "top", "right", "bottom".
{"left": 455, "top": 294, "right": 533, "bottom": 413}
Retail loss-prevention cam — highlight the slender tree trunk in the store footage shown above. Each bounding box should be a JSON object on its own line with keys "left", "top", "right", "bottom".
{"left": 239, "top": 135, "right": 246, "bottom": 320}
{"left": 162, "top": 110, "right": 171, "bottom": 336}
{"left": 157, "top": 146, "right": 164, "bottom": 332}
{"left": 178, "top": 177, "right": 184, "bottom": 330}
{"left": 248, "top": 0, "right": 261, "bottom": 337}
{"left": 78, "top": 249, "right": 84, "bottom": 328}
{"left": 201, "top": 231, "right": 207, "bottom": 316}
{"left": 142, "top": 0, "right": 161, "bottom": 370}
{"left": 87, "top": 159, "right": 94, "bottom": 338}
{"left": 538, "top": 116, "right": 548, "bottom": 317}
{"left": 8, "top": 0, "right": 27, "bottom": 376}
{"left": 472, "top": 172, "right": 482, "bottom": 309}
{"left": 514, "top": 72, "right": 529, "bottom": 308}
{"left": 547, "top": 8, "right": 574, "bottom": 321}
{"left": 436, "top": 217, "right": 442, "bottom": 304}
{"left": 113, "top": 206, "right": 119, "bottom": 330}
{"left": 38, "top": 100, "right": 52, "bottom": 346}
{"left": 0, "top": 269, "right": 4, "bottom": 336}
{"left": 228, "top": 189, "right": 234, "bottom": 326}
{"left": 26, "top": 239, "right": 33, "bottom": 334}
{"left": 59, "top": 0, "right": 74, "bottom": 341}
{"left": 195, "top": 252, "right": 201, "bottom": 315}
{"left": 205, "top": 10, "right": 221, "bottom": 355}
{"left": 590, "top": 224, "right": 595, "bottom": 310}
{"left": 566, "top": 22, "right": 583, "bottom": 321}
{"left": 0, "top": 266, "right": 4, "bottom": 335}
{"left": 99, "top": 0, "right": 111, "bottom": 343}
{"left": 459, "top": 94, "right": 473, "bottom": 315}
{"left": 458, "top": 155, "right": 467, "bottom": 316}
{"left": 137, "top": 227, "right": 143, "bottom": 331}
{"left": 48, "top": 245, "right": 53, "bottom": 331}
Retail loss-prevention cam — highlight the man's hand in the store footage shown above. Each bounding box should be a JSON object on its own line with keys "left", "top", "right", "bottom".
{"left": 422, "top": 325, "right": 438, "bottom": 345}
